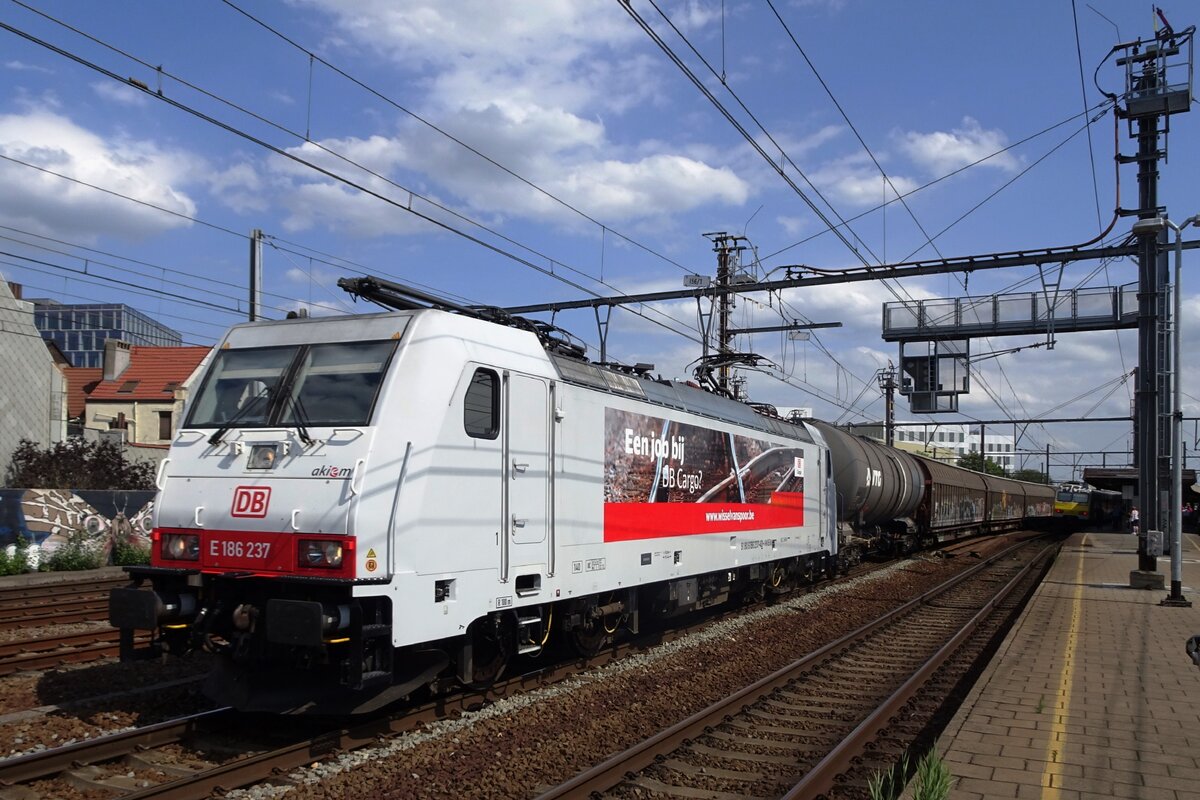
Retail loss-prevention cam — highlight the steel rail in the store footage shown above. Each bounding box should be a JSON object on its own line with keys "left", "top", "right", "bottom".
{"left": 533, "top": 536, "right": 1051, "bottom": 799}
{"left": 0, "top": 630, "right": 153, "bottom": 676}
{"left": 0, "top": 708, "right": 233, "bottom": 784}
{"left": 0, "top": 628, "right": 121, "bottom": 659}
{"left": 0, "top": 576, "right": 126, "bottom": 604}
{"left": 0, "top": 600, "right": 113, "bottom": 631}
{"left": 781, "top": 542, "right": 1055, "bottom": 798}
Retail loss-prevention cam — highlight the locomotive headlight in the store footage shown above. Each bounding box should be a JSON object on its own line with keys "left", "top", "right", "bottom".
{"left": 161, "top": 533, "right": 200, "bottom": 561}
{"left": 248, "top": 444, "right": 279, "bottom": 470}
{"left": 299, "top": 538, "right": 344, "bottom": 569}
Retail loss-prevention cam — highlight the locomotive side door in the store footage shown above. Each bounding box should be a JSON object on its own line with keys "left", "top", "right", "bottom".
{"left": 501, "top": 371, "right": 550, "bottom": 582}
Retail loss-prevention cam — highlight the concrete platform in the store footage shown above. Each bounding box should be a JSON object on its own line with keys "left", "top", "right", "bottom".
{"left": 939, "top": 532, "right": 1200, "bottom": 799}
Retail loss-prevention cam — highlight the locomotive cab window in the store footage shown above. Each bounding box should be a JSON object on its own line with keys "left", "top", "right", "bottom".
{"left": 186, "top": 341, "right": 397, "bottom": 429}
{"left": 464, "top": 368, "right": 499, "bottom": 439}
{"left": 280, "top": 341, "right": 396, "bottom": 426}
{"left": 186, "top": 345, "right": 298, "bottom": 427}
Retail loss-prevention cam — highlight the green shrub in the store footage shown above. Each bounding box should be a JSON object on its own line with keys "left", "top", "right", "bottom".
{"left": 43, "top": 532, "right": 104, "bottom": 572}
{"left": 112, "top": 540, "right": 151, "bottom": 566}
{"left": 0, "top": 537, "right": 30, "bottom": 576}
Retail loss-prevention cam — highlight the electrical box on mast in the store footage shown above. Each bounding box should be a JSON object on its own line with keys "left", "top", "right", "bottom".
{"left": 898, "top": 339, "right": 970, "bottom": 414}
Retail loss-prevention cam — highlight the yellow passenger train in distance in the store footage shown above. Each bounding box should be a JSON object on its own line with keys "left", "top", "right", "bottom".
{"left": 1054, "top": 483, "right": 1123, "bottom": 530}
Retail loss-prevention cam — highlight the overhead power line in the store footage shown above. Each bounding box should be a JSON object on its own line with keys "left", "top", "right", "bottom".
{"left": 0, "top": 11, "right": 710, "bottom": 354}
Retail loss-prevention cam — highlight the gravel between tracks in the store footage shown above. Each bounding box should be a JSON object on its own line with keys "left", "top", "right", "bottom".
{"left": 0, "top": 654, "right": 216, "bottom": 756}
{"left": 227, "top": 545, "right": 1009, "bottom": 800}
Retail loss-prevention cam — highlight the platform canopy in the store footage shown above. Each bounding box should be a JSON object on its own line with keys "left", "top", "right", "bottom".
{"left": 1082, "top": 467, "right": 1199, "bottom": 496}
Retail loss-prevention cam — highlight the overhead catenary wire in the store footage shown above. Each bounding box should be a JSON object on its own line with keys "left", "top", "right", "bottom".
{"left": 0, "top": 3, "right": 1155, "bottom": 449}
{"left": 3, "top": 2, "right": 712, "bottom": 352}
{"left": 216, "top": 0, "right": 696, "bottom": 277}
{"left": 0, "top": 12, "right": 713, "bottom": 356}
{"left": 0, "top": 269, "right": 225, "bottom": 345}
{"left": 760, "top": 100, "right": 1116, "bottom": 264}
{"left": 624, "top": 0, "right": 1112, "bottom": 442}
{"left": 0, "top": 228, "right": 310, "bottom": 320}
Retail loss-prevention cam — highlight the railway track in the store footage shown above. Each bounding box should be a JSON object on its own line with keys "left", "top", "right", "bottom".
{"left": 0, "top": 535, "right": 1047, "bottom": 798}
{"left": 0, "top": 599, "right": 757, "bottom": 798}
{"left": 0, "top": 574, "right": 136, "bottom": 676}
{"left": 0, "top": 627, "right": 151, "bottom": 676}
{"left": 0, "top": 575, "right": 126, "bottom": 631}
{"left": 534, "top": 536, "right": 1055, "bottom": 799}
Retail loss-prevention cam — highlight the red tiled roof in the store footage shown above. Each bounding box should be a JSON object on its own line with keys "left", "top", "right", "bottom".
{"left": 88, "top": 346, "right": 211, "bottom": 402}
{"left": 62, "top": 367, "right": 103, "bottom": 418}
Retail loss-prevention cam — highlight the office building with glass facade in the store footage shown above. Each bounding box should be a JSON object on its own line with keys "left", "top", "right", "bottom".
{"left": 32, "top": 302, "right": 182, "bottom": 368}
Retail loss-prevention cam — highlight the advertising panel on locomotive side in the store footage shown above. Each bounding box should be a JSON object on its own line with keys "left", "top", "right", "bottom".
{"left": 603, "top": 408, "right": 806, "bottom": 541}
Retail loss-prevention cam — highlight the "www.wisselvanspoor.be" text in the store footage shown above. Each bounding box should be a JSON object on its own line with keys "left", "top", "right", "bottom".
{"left": 705, "top": 509, "right": 755, "bottom": 522}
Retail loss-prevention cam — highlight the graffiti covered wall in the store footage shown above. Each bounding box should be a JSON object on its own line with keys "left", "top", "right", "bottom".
{"left": 0, "top": 489, "right": 154, "bottom": 557}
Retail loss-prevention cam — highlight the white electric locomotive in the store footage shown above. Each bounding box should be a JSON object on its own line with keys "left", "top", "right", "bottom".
{"left": 110, "top": 279, "right": 838, "bottom": 713}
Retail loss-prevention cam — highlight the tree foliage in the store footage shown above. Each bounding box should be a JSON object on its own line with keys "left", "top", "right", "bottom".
{"left": 1010, "top": 468, "right": 1049, "bottom": 484}
{"left": 956, "top": 451, "right": 1005, "bottom": 476}
{"left": 4, "top": 438, "right": 156, "bottom": 490}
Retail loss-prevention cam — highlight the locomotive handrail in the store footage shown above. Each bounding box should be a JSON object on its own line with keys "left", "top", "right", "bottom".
{"left": 349, "top": 458, "right": 366, "bottom": 495}
{"left": 383, "top": 441, "right": 413, "bottom": 577}
{"left": 154, "top": 457, "right": 171, "bottom": 491}
{"left": 500, "top": 370, "right": 511, "bottom": 583}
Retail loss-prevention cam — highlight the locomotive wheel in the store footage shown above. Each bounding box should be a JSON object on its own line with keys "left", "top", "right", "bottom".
{"left": 568, "top": 600, "right": 612, "bottom": 657}
{"left": 464, "top": 613, "right": 515, "bottom": 688}
{"left": 769, "top": 562, "right": 793, "bottom": 593}
{"left": 569, "top": 617, "right": 609, "bottom": 657}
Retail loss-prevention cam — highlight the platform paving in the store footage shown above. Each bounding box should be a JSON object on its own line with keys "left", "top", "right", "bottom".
{"left": 938, "top": 532, "right": 1200, "bottom": 799}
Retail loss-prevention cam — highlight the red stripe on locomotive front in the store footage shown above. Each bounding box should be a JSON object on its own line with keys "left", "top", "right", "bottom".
{"left": 151, "top": 528, "right": 356, "bottom": 579}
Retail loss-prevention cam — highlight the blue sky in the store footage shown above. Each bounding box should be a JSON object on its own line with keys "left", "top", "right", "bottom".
{"left": 1, "top": 1, "right": 1197, "bottom": 481}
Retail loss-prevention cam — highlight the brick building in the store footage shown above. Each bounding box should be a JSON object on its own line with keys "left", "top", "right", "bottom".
{"left": 84, "top": 340, "right": 211, "bottom": 446}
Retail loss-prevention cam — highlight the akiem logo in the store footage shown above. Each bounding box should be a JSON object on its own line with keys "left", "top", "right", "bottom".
{"left": 231, "top": 486, "right": 271, "bottom": 518}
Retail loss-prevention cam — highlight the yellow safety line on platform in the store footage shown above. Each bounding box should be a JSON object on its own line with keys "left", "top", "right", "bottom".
{"left": 1039, "top": 533, "right": 1087, "bottom": 798}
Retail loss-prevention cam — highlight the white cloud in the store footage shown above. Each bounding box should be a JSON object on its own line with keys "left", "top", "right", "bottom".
{"left": 0, "top": 108, "right": 200, "bottom": 242}
{"left": 266, "top": 115, "right": 748, "bottom": 233}
{"left": 896, "top": 117, "right": 1021, "bottom": 176}
{"left": 275, "top": 177, "right": 437, "bottom": 237}
{"left": 266, "top": 1, "right": 749, "bottom": 232}
{"left": 776, "top": 215, "right": 808, "bottom": 236}
{"left": 5, "top": 61, "right": 53, "bottom": 74}
{"left": 293, "top": 1, "right": 635, "bottom": 70}
{"left": 809, "top": 156, "right": 920, "bottom": 208}
{"left": 208, "top": 162, "right": 267, "bottom": 214}
{"left": 91, "top": 81, "right": 149, "bottom": 107}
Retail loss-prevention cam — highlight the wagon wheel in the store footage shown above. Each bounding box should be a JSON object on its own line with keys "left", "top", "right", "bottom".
{"left": 464, "top": 613, "right": 515, "bottom": 688}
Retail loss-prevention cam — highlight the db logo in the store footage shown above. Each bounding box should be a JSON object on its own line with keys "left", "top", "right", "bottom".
{"left": 231, "top": 486, "right": 271, "bottom": 518}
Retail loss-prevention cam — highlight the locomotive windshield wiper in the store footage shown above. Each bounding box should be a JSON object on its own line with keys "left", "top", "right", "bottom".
{"left": 283, "top": 392, "right": 315, "bottom": 447}
{"left": 208, "top": 386, "right": 273, "bottom": 445}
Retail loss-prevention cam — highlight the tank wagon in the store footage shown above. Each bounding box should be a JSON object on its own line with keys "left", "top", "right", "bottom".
{"left": 108, "top": 280, "right": 1053, "bottom": 714}
{"left": 808, "top": 420, "right": 1054, "bottom": 561}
